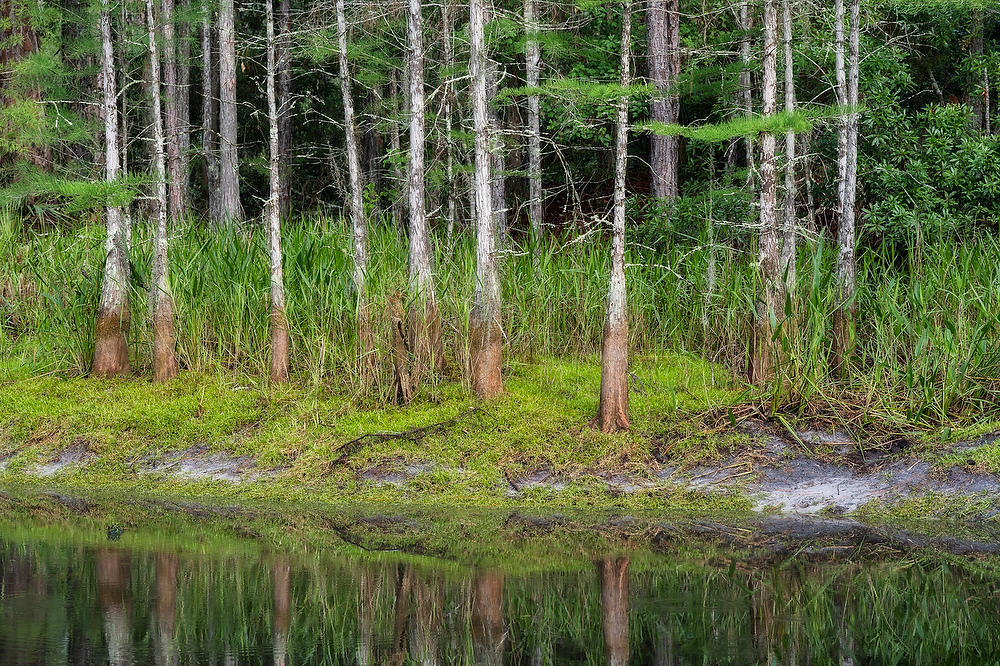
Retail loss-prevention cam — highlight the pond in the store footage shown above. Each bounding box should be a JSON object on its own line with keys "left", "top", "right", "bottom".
{"left": 2, "top": 501, "right": 1000, "bottom": 665}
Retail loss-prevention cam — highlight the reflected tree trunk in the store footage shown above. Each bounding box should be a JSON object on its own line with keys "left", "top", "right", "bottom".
{"left": 471, "top": 571, "right": 504, "bottom": 666}
{"left": 97, "top": 549, "right": 133, "bottom": 666}
{"left": 154, "top": 553, "right": 178, "bottom": 666}
{"left": 410, "top": 574, "right": 441, "bottom": 665}
{"left": 356, "top": 566, "right": 380, "bottom": 666}
{"left": 272, "top": 558, "right": 291, "bottom": 666}
{"left": 598, "top": 557, "right": 629, "bottom": 666}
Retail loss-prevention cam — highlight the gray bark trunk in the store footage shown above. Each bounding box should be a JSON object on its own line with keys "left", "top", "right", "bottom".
{"left": 277, "top": 0, "right": 292, "bottom": 217}
{"left": 161, "top": 0, "right": 184, "bottom": 221}
{"left": 648, "top": 0, "right": 680, "bottom": 200}
{"left": 593, "top": 0, "right": 631, "bottom": 433}
{"left": 444, "top": 0, "right": 457, "bottom": 239}
{"left": 266, "top": 0, "right": 288, "bottom": 382}
{"left": 337, "top": 0, "right": 373, "bottom": 379}
{"left": 741, "top": 0, "right": 755, "bottom": 187}
{"left": 525, "top": 0, "right": 542, "bottom": 258}
{"left": 780, "top": 0, "right": 796, "bottom": 297}
{"left": 93, "top": 3, "right": 130, "bottom": 377}
{"left": 407, "top": 0, "right": 442, "bottom": 377}
{"left": 177, "top": 0, "right": 191, "bottom": 203}
{"left": 485, "top": 39, "right": 506, "bottom": 247}
{"left": 389, "top": 69, "right": 406, "bottom": 232}
{"left": 201, "top": 14, "right": 219, "bottom": 220}
{"left": 147, "top": 0, "right": 178, "bottom": 381}
{"left": 218, "top": 0, "right": 242, "bottom": 221}
{"left": 750, "top": 0, "right": 779, "bottom": 386}
{"left": 469, "top": 0, "right": 503, "bottom": 398}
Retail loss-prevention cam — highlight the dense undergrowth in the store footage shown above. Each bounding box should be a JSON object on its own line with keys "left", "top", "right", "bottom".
{"left": 3, "top": 211, "right": 999, "bottom": 428}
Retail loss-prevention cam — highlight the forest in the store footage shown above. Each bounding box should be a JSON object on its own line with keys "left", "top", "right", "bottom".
{"left": 2, "top": 0, "right": 999, "bottom": 435}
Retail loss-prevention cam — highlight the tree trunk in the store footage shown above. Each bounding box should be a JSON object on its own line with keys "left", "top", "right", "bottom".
{"left": 266, "top": 0, "right": 289, "bottom": 382}
{"left": 648, "top": 0, "right": 680, "bottom": 201}
{"left": 272, "top": 559, "right": 291, "bottom": 666}
{"left": 469, "top": 0, "right": 503, "bottom": 399}
{"left": 201, "top": 14, "right": 220, "bottom": 220}
{"left": 337, "top": 0, "right": 373, "bottom": 382}
{"left": 444, "top": 0, "right": 457, "bottom": 239}
{"left": 970, "top": 11, "right": 985, "bottom": 133}
{"left": 277, "top": 0, "right": 292, "bottom": 217}
{"left": 389, "top": 69, "right": 406, "bottom": 233}
{"left": 97, "top": 549, "right": 133, "bottom": 666}
{"left": 592, "top": 0, "right": 631, "bottom": 433}
{"left": 161, "top": 0, "right": 184, "bottom": 221}
{"left": 740, "top": 0, "right": 755, "bottom": 188}
{"left": 154, "top": 553, "right": 178, "bottom": 666}
{"left": 218, "top": 0, "right": 242, "bottom": 221}
{"left": 525, "top": 0, "right": 542, "bottom": 261}
{"left": 832, "top": 0, "right": 859, "bottom": 374}
{"left": 598, "top": 557, "right": 629, "bottom": 666}
{"left": 177, "top": 0, "right": 191, "bottom": 204}
{"left": 485, "top": 42, "right": 506, "bottom": 247}
{"left": 750, "top": 0, "right": 779, "bottom": 387}
{"left": 780, "top": 0, "right": 796, "bottom": 301}
{"left": 147, "top": 0, "right": 179, "bottom": 382}
{"left": 407, "top": 0, "right": 443, "bottom": 381}
{"left": 93, "top": 4, "right": 131, "bottom": 378}
{"left": 471, "top": 572, "right": 505, "bottom": 666}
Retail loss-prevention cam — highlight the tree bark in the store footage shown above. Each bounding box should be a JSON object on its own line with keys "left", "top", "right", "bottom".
{"left": 201, "top": 13, "right": 220, "bottom": 220}
{"left": 161, "top": 0, "right": 184, "bottom": 221}
{"left": 832, "top": 0, "right": 859, "bottom": 374}
{"left": 444, "top": 0, "right": 457, "bottom": 239}
{"left": 648, "top": 0, "right": 680, "bottom": 200}
{"left": 750, "top": 0, "right": 779, "bottom": 387}
{"left": 272, "top": 559, "right": 291, "bottom": 666}
{"left": 148, "top": 0, "right": 179, "bottom": 382}
{"left": 525, "top": 0, "right": 542, "bottom": 261}
{"left": 218, "top": 0, "right": 242, "bottom": 221}
{"left": 598, "top": 557, "right": 629, "bottom": 666}
{"left": 389, "top": 69, "right": 406, "bottom": 234}
{"left": 154, "top": 553, "right": 178, "bottom": 666}
{"left": 469, "top": 0, "right": 503, "bottom": 399}
{"left": 93, "top": 3, "right": 131, "bottom": 378}
{"left": 266, "top": 0, "right": 289, "bottom": 382}
{"left": 177, "top": 0, "right": 191, "bottom": 204}
{"left": 407, "top": 0, "right": 443, "bottom": 381}
{"left": 277, "top": 0, "right": 292, "bottom": 217}
{"left": 592, "top": 0, "right": 631, "bottom": 433}
{"left": 485, "top": 40, "right": 506, "bottom": 247}
{"left": 780, "top": 0, "right": 796, "bottom": 301}
{"left": 337, "top": 0, "right": 373, "bottom": 382}
{"left": 740, "top": 0, "right": 755, "bottom": 188}
{"left": 471, "top": 572, "right": 505, "bottom": 666}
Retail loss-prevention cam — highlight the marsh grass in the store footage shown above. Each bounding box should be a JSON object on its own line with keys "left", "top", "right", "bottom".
{"left": 2, "top": 211, "right": 999, "bottom": 426}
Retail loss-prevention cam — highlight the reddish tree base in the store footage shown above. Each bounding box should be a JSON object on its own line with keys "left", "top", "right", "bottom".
{"left": 749, "top": 314, "right": 773, "bottom": 387}
{"left": 831, "top": 305, "right": 856, "bottom": 377}
{"left": 92, "top": 308, "right": 131, "bottom": 378}
{"left": 152, "top": 302, "right": 178, "bottom": 382}
{"left": 388, "top": 292, "right": 414, "bottom": 405}
{"left": 469, "top": 312, "right": 503, "bottom": 399}
{"left": 270, "top": 310, "right": 290, "bottom": 383}
{"left": 471, "top": 572, "right": 504, "bottom": 663}
{"left": 591, "top": 321, "right": 629, "bottom": 433}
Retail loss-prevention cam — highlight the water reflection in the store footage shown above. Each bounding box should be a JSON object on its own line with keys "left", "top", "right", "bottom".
{"left": 2, "top": 535, "right": 999, "bottom": 664}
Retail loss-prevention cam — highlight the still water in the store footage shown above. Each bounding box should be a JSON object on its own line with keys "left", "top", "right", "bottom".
{"left": 2, "top": 519, "right": 1000, "bottom": 665}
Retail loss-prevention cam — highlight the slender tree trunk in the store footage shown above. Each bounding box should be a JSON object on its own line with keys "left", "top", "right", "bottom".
{"left": 148, "top": 0, "right": 179, "bottom": 381}
{"left": 471, "top": 572, "right": 505, "bottom": 666}
{"left": 592, "top": 0, "right": 631, "bottom": 432}
{"left": 201, "top": 14, "right": 220, "bottom": 220}
{"left": 780, "top": 0, "right": 796, "bottom": 301}
{"left": 469, "top": 0, "right": 503, "bottom": 398}
{"left": 272, "top": 559, "right": 291, "bottom": 666}
{"left": 970, "top": 11, "right": 985, "bottom": 133}
{"left": 525, "top": 0, "right": 543, "bottom": 261}
{"left": 277, "top": 0, "right": 292, "bottom": 217}
{"left": 97, "top": 550, "right": 133, "bottom": 666}
{"left": 444, "top": 0, "right": 457, "bottom": 239}
{"left": 161, "top": 0, "right": 184, "bottom": 221}
{"left": 337, "top": 0, "right": 373, "bottom": 382}
{"left": 154, "top": 553, "right": 178, "bottom": 666}
{"left": 741, "top": 0, "right": 755, "bottom": 187}
{"left": 266, "top": 0, "right": 289, "bottom": 382}
{"left": 218, "top": 0, "right": 242, "bottom": 221}
{"left": 407, "top": 0, "right": 443, "bottom": 380}
{"left": 116, "top": 7, "right": 133, "bottom": 262}
{"left": 750, "top": 0, "right": 779, "bottom": 386}
{"left": 177, "top": 0, "right": 191, "bottom": 204}
{"left": 389, "top": 69, "right": 406, "bottom": 233}
{"left": 598, "top": 557, "right": 629, "bottom": 666}
{"left": 93, "top": 3, "right": 130, "bottom": 378}
{"left": 486, "top": 44, "right": 506, "bottom": 247}
{"left": 648, "top": 0, "right": 680, "bottom": 200}
{"left": 833, "top": 0, "right": 859, "bottom": 374}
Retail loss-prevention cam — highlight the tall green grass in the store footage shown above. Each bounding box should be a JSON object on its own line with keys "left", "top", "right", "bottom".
{"left": 2, "top": 211, "right": 999, "bottom": 424}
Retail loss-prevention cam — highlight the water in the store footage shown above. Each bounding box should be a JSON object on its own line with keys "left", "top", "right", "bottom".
{"left": 2, "top": 510, "right": 1000, "bottom": 664}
